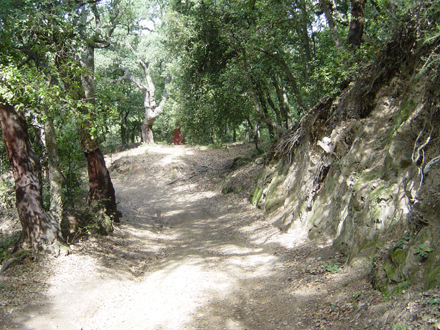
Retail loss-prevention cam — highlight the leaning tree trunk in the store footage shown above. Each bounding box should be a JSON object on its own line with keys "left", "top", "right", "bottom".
{"left": 347, "top": 0, "right": 366, "bottom": 47}
{"left": 0, "top": 103, "right": 65, "bottom": 253}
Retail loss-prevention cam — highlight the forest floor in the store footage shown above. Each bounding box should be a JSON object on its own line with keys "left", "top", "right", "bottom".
{"left": 0, "top": 143, "right": 439, "bottom": 330}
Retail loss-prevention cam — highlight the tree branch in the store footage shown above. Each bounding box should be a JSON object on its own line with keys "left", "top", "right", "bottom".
{"left": 150, "top": 75, "right": 171, "bottom": 120}
{"left": 109, "top": 67, "right": 146, "bottom": 92}
{"left": 256, "top": 47, "right": 309, "bottom": 112}
{"left": 242, "top": 50, "right": 284, "bottom": 134}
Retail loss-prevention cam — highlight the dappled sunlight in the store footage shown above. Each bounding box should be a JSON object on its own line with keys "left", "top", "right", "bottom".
{"left": 4, "top": 144, "right": 392, "bottom": 330}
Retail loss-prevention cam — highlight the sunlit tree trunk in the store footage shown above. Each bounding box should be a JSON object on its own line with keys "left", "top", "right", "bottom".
{"left": 0, "top": 103, "right": 65, "bottom": 253}
{"left": 113, "top": 56, "right": 170, "bottom": 145}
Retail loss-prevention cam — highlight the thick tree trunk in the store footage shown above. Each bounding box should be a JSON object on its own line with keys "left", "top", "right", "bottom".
{"left": 347, "top": 0, "right": 366, "bottom": 47}
{"left": 142, "top": 120, "right": 155, "bottom": 144}
{"left": 0, "top": 103, "right": 65, "bottom": 252}
{"left": 85, "top": 148, "right": 119, "bottom": 224}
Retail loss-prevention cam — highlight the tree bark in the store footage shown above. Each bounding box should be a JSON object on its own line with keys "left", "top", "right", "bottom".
{"left": 85, "top": 148, "right": 118, "bottom": 221}
{"left": 347, "top": 0, "right": 366, "bottom": 47}
{"left": 299, "top": 0, "right": 312, "bottom": 79}
{"left": 142, "top": 121, "right": 154, "bottom": 144}
{"left": 0, "top": 103, "right": 65, "bottom": 252}
{"left": 256, "top": 83, "right": 276, "bottom": 139}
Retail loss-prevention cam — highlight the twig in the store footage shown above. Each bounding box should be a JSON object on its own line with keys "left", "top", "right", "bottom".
{"left": 166, "top": 178, "right": 180, "bottom": 186}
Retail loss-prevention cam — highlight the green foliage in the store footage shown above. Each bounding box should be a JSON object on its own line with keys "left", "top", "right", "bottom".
{"left": 322, "top": 259, "right": 341, "bottom": 273}
{"left": 351, "top": 291, "right": 362, "bottom": 301}
{"left": 0, "top": 230, "right": 20, "bottom": 263}
{"left": 0, "top": 176, "right": 14, "bottom": 209}
{"left": 430, "top": 298, "right": 440, "bottom": 305}
{"left": 56, "top": 120, "right": 87, "bottom": 209}
{"left": 414, "top": 244, "right": 434, "bottom": 261}
{"left": 393, "top": 236, "right": 412, "bottom": 250}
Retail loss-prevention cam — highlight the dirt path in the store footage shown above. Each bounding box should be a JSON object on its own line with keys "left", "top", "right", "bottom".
{"left": 1, "top": 144, "right": 438, "bottom": 329}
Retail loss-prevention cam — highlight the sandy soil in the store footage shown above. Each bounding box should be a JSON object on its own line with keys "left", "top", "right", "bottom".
{"left": 0, "top": 144, "right": 439, "bottom": 330}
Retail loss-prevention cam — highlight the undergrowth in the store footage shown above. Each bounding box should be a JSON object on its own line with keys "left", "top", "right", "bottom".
{"left": 0, "top": 230, "right": 20, "bottom": 263}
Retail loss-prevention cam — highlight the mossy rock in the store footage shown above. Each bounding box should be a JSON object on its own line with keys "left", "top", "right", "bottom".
{"left": 390, "top": 248, "right": 407, "bottom": 265}
{"left": 264, "top": 195, "right": 284, "bottom": 213}
{"left": 424, "top": 265, "right": 440, "bottom": 289}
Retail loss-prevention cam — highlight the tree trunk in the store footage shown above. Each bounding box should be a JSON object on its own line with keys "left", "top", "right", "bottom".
{"left": 80, "top": 43, "right": 119, "bottom": 228}
{"left": 120, "top": 111, "right": 129, "bottom": 145}
{"left": 246, "top": 118, "right": 261, "bottom": 153}
{"left": 44, "top": 116, "right": 63, "bottom": 221}
{"left": 347, "top": 0, "right": 366, "bottom": 47}
{"left": 85, "top": 148, "right": 118, "bottom": 222}
{"left": 142, "top": 120, "right": 155, "bottom": 144}
{"left": 300, "top": 0, "right": 312, "bottom": 80}
{"left": 272, "top": 76, "right": 293, "bottom": 128}
{"left": 121, "top": 123, "right": 127, "bottom": 145}
{"left": 320, "top": 0, "right": 343, "bottom": 48}
{"left": 256, "top": 83, "right": 275, "bottom": 140}
{"left": 112, "top": 59, "right": 171, "bottom": 145}
{"left": 242, "top": 50, "right": 284, "bottom": 134}
{"left": 0, "top": 103, "right": 65, "bottom": 253}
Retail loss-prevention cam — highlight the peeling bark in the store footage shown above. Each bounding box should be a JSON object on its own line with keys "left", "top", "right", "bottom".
{"left": 0, "top": 103, "right": 65, "bottom": 252}
{"left": 142, "top": 121, "right": 154, "bottom": 144}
